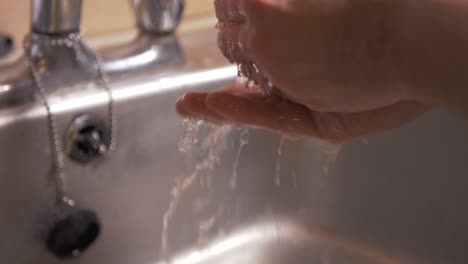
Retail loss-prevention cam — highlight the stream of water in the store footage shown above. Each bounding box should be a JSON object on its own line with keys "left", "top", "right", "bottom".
{"left": 161, "top": 120, "right": 233, "bottom": 259}
{"left": 229, "top": 128, "right": 249, "bottom": 190}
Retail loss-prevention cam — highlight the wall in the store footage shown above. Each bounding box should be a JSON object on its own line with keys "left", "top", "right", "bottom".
{"left": 0, "top": 0, "right": 214, "bottom": 43}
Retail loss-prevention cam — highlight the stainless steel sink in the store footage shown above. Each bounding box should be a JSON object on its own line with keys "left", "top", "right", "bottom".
{"left": 1, "top": 19, "right": 468, "bottom": 264}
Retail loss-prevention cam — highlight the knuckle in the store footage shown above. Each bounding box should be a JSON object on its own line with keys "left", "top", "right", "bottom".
{"left": 218, "top": 24, "right": 247, "bottom": 63}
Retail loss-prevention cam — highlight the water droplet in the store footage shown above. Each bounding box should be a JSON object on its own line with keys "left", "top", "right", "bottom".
{"left": 246, "top": 79, "right": 256, "bottom": 90}
{"left": 237, "top": 63, "right": 243, "bottom": 77}
{"left": 252, "top": 63, "right": 260, "bottom": 73}
{"left": 229, "top": 128, "right": 249, "bottom": 190}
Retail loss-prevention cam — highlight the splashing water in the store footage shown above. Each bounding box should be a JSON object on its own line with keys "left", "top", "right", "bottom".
{"left": 200, "top": 125, "right": 232, "bottom": 190}
{"left": 229, "top": 128, "right": 249, "bottom": 190}
{"left": 161, "top": 123, "right": 232, "bottom": 259}
{"left": 178, "top": 118, "right": 203, "bottom": 153}
{"left": 235, "top": 59, "right": 277, "bottom": 94}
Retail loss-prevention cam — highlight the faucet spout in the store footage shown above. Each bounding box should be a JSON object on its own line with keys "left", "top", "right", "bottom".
{"left": 0, "top": 0, "right": 88, "bottom": 107}
{"left": 32, "top": 0, "right": 82, "bottom": 35}
{"left": 0, "top": 0, "right": 186, "bottom": 109}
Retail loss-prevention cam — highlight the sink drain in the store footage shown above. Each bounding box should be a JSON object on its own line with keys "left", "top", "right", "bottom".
{"left": 65, "top": 114, "right": 111, "bottom": 164}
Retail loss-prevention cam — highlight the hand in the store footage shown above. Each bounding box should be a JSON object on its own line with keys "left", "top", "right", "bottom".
{"left": 176, "top": 84, "right": 427, "bottom": 143}
{"left": 176, "top": 0, "right": 468, "bottom": 143}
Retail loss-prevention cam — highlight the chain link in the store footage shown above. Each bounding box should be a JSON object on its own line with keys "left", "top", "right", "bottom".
{"left": 24, "top": 31, "right": 116, "bottom": 203}
{"left": 89, "top": 45, "right": 117, "bottom": 151}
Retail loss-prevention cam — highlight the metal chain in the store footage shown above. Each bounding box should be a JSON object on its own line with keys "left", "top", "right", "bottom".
{"left": 24, "top": 34, "right": 68, "bottom": 202}
{"left": 88, "top": 44, "right": 117, "bottom": 151}
{"left": 24, "top": 31, "right": 116, "bottom": 203}
{"left": 67, "top": 30, "right": 117, "bottom": 151}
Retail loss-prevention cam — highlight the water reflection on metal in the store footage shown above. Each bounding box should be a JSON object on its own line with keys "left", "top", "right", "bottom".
{"left": 17, "top": 66, "right": 235, "bottom": 116}
{"left": 114, "top": 66, "right": 236, "bottom": 101}
{"left": 154, "top": 220, "right": 285, "bottom": 264}
{"left": 100, "top": 34, "right": 184, "bottom": 78}
{"left": 103, "top": 48, "right": 159, "bottom": 72}
{"left": 154, "top": 219, "right": 406, "bottom": 264}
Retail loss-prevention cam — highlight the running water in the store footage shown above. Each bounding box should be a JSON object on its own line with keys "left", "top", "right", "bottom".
{"left": 161, "top": 123, "right": 232, "bottom": 259}
{"left": 178, "top": 118, "right": 202, "bottom": 153}
{"left": 229, "top": 128, "right": 249, "bottom": 190}
{"left": 163, "top": 21, "right": 344, "bottom": 259}
{"left": 322, "top": 143, "right": 342, "bottom": 177}
{"left": 274, "top": 136, "right": 288, "bottom": 186}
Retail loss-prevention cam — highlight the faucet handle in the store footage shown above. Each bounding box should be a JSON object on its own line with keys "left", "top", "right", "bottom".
{"left": 31, "top": 0, "right": 82, "bottom": 34}
{"left": 131, "top": 0, "right": 185, "bottom": 34}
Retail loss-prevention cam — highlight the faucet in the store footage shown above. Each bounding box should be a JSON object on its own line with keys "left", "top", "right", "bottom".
{"left": 100, "top": 0, "right": 185, "bottom": 78}
{"left": 0, "top": 0, "right": 87, "bottom": 107}
{"left": 0, "top": 0, "right": 185, "bottom": 259}
{"left": 132, "top": 0, "right": 185, "bottom": 34}
{"left": 31, "top": 0, "right": 82, "bottom": 34}
{"left": 0, "top": 0, "right": 185, "bottom": 107}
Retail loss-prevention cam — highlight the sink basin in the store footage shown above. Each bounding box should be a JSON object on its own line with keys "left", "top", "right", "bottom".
{"left": 1, "top": 21, "right": 468, "bottom": 264}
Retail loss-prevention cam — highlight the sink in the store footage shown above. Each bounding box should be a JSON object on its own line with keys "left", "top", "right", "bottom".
{"left": 1, "top": 22, "right": 468, "bottom": 264}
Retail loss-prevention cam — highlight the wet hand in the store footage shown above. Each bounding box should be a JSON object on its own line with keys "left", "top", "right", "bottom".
{"left": 177, "top": 0, "right": 433, "bottom": 143}
{"left": 177, "top": 84, "right": 427, "bottom": 143}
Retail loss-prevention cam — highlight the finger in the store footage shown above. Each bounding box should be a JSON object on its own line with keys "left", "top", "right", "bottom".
{"left": 215, "top": 0, "right": 247, "bottom": 23}
{"left": 205, "top": 86, "right": 428, "bottom": 143}
{"left": 176, "top": 85, "right": 279, "bottom": 118}
{"left": 217, "top": 24, "right": 273, "bottom": 87}
{"left": 217, "top": 24, "right": 276, "bottom": 90}
{"left": 207, "top": 87, "right": 316, "bottom": 132}
{"left": 176, "top": 92, "right": 224, "bottom": 124}
{"left": 307, "top": 102, "right": 430, "bottom": 143}
{"left": 217, "top": 22, "right": 249, "bottom": 63}
{"left": 176, "top": 85, "right": 429, "bottom": 143}
{"left": 177, "top": 85, "right": 319, "bottom": 134}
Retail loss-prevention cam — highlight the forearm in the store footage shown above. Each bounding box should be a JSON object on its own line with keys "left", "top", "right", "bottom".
{"left": 392, "top": 0, "right": 468, "bottom": 115}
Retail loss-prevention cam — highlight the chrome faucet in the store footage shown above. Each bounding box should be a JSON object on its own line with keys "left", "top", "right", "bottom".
{"left": 0, "top": 0, "right": 185, "bottom": 106}
{"left": 100, "top": 0, "right": 185, "bottom": 77}
{"left": 31, "top": 0, "right": 82, "bottom": 34}
{"left": 0, "top": 0, "right": 88, "bottom": 106}
{"left": 30, "top": 0, "right": 185, "bottom": 34}
{"left": 0, "top": 0, "right": 185, "bottom": 258}
{"left": 132, "top": 0, "right": 185, "bottom": 34}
